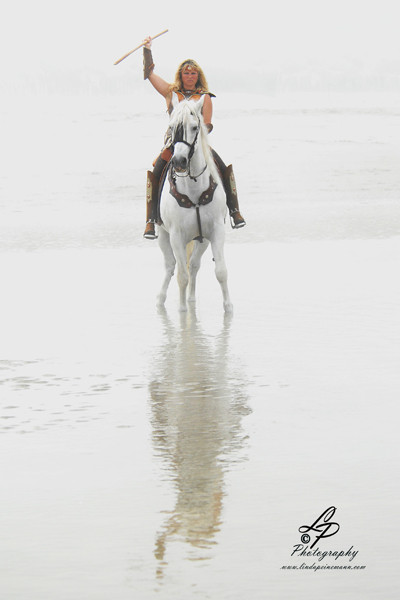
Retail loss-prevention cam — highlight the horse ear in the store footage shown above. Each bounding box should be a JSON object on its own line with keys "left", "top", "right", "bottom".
{"left": 170, "top": 92, "right": 179, "bottom": 111}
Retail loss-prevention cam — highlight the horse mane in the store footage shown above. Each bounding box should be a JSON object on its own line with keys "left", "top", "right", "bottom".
{"left": 169, "top": 101, "right": 219, "bottom": 181}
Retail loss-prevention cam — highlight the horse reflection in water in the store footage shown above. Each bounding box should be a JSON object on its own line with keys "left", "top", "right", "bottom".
{"left": 149, "top": 307, "right": 250, "bottom": 577}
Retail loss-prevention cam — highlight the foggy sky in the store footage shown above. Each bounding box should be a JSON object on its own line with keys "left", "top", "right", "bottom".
{"left": 2, "top": 0, "right": 400, "bottom": 94}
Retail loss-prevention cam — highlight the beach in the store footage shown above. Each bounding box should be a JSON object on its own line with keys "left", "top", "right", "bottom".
{"left": 1, "top": 91, "right": 399, "bottom": 599}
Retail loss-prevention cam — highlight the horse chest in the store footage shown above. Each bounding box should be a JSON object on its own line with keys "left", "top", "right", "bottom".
{"left": 167, "top": 171, "right": 218, "bottom": 209}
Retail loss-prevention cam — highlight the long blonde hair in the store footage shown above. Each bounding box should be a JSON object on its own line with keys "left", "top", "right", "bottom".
{"left": 169, "top": 59, "right": 210, "bottom": 94}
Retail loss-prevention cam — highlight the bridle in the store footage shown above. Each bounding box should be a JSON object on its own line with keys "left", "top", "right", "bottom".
{"left": 171, "top": 113, "right": 207, "bottom": 181}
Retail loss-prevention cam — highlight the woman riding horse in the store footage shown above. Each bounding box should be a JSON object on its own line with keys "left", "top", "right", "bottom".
{"left": 142, "top": 36, "right": 246, "bottom": 239}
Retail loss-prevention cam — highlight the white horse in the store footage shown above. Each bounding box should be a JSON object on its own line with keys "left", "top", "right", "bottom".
{"left": 156, "top": 93, "right": 233, "bottom": 313}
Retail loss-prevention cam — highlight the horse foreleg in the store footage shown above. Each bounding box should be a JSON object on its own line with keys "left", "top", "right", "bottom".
{"left": 188, "top": 239, "right": 210, "bottom": 302}
{"left": 157, "top": 229, "right": 176, "bottom": 308}
{"left": 211, "top": 237, "right": 233, "bottom": 313}
{"left": 170, "top": 236, "right": 190, "bottom": 312}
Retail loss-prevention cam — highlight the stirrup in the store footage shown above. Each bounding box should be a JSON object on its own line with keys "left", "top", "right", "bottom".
{"left": 230, "top": 210, "right": 246, "bottom": 229}
{"left": 143, "top": 221, "right": 158, "bottom": 239}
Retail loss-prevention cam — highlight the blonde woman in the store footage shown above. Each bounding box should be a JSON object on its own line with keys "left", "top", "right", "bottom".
{"left": 142, "top": 36, "right": 246, "bottom": 239}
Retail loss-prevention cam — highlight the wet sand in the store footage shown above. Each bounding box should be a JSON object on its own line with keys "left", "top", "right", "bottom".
{"left": 1, "top": 236, "right": 399, "bottom": 599}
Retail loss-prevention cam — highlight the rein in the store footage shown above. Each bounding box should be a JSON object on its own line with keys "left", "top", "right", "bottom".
{"left": 173, "top": 162, "right": 207, "bottom": 182}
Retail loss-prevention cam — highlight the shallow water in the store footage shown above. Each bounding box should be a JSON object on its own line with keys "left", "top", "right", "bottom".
{"left": 1, "top": 92, "right": 399, "bottom": 598}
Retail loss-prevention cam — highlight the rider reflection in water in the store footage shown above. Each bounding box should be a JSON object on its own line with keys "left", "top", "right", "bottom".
{"left": 141, "top": 35, "right": 246, "bottom": 239}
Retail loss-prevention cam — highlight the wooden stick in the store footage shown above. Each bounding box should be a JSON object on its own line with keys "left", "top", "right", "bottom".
{"left": 114, "top": 29, "right": 169, "bottom": 65}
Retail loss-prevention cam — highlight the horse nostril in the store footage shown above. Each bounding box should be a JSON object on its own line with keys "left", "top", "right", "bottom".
{"left": 173, "top": 155, "right": 187, "bottom": 170}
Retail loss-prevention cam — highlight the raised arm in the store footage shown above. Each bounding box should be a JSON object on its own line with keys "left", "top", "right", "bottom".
{"left": 143, "top": 36, "right": 171, "bottom": 98}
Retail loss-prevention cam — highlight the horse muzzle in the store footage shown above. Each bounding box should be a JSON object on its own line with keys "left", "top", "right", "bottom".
{"left": 172, "top": 154, "right": 188, "bottom": 173}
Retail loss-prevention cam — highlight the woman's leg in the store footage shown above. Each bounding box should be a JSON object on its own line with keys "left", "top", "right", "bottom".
{"left": 211, "top": 150, "right": 246, "bottom": 229}
{"left": 143, "top": 155, "right": 168, "bottom": 239}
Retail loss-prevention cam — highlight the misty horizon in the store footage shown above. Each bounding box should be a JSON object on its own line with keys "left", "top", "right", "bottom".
{"left": 2, "top": 56, "right": 400, "bottom": 97}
